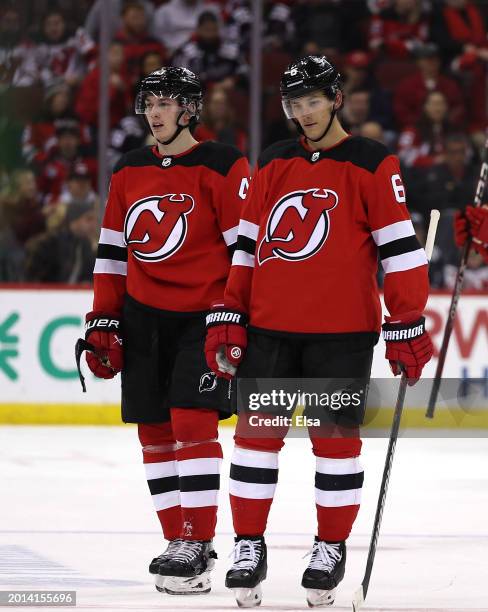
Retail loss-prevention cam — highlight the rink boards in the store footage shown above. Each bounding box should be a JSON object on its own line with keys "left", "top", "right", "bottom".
{"left": 0, "top": 287, "right": 486, "bottom": 427}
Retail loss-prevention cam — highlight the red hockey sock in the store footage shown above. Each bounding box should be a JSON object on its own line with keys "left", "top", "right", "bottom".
{"left": 138, "top": 422, "right": 181, "bottom": 540}
{"left": 311, "top": 436, "right": 364, "bottom": 541}
{"left": 170, "top": 407, "right": 222, "bottom": 541}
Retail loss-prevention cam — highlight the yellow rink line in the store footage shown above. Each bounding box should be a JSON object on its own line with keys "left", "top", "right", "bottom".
{"left": 0, "top": 404, "right": 487, "bottom": 428}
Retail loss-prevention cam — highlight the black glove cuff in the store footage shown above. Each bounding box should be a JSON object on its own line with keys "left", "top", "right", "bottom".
{"left": 205, "top": 308, "right": 248, "bottom": 329}
{"left": 382, "top": 317, "right": 425, "bottom": 342}
{"left": 85, "top": 313, "right": 122, "bottom": 339}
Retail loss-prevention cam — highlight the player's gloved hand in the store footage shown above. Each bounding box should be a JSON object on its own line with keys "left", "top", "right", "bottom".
{"left": 205, "top": 302, "right": 248, "bottom": 380}
{"left": 382, "top": 312, "right": 433, "bottom": 385}
{"left": 453, "top": 210, "right": 469, "bottom": 247}
{"left": 465, "top": 205, "right": 488, "bottom": 252}
{"left": 84, "top": 311, "right": 123, "bottom": 379}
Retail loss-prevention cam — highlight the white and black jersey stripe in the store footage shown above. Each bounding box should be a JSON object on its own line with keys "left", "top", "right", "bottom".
{"left": 94, "top": 228, "right": 128, "bottom": 276}
{"left": 178, "top": 457, "right": 222, "bottom": 508}
{"left": 229, "top": 446, "right": 279, "bottom": 499}
{"left": 222, "top": 225, "right": 239, "bottom": 258}
{"left": 232, "top": 220, "right": 259, "bottom": 269}
{"left": 315, "top": 456, "right": 364, "bottom": 508}
{"left": 372, "top": 220, "right": 427, "bottom": 274}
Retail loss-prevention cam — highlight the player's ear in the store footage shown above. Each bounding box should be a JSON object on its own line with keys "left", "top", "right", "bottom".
{"left": 333, "top": 91, "right": 343, "bottom": 111}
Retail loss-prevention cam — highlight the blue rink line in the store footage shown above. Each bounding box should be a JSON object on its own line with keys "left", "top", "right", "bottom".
{"left": 0, "top": 545, "right": 142, "bottom": 588}
{"left": 1, "top": 530, "right": 488, "bottom": 539}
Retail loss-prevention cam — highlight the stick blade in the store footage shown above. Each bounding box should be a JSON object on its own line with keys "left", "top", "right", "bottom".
{"left": 352, "top": 585, "right": 364, "bottom": 612}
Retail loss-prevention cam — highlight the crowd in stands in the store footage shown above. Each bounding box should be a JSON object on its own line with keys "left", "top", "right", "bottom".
{"left": 0, "top": 0, "right": 487, "bottom": 288}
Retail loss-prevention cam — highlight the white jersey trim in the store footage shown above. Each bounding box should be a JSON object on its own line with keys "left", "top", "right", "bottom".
{"left": 99, "top": 228, "right": 126, "bottom": 247}
{"left": 382, "top": 248, "right": 428, "bottom": 274}
{"left": 93, "top": 259, "right": 128, "bottom": 276}
{"left": 371, "top": 220, "right": 415, "bottom": 246}
{"left": 239, "top": 219, "right": 260, "bottom": 240}
{"left": 223, "top": 225, "right": 239, "bottom": 246}
{"left": 232, "top": 250, "right": 255, "bottom": 268}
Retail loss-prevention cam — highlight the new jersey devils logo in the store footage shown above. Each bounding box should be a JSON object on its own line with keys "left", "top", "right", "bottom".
{"left": 124, "top": 194, "right": 194, "bottom": 262}
{"left": 257, "top": 188, "right": 338, "bottom": 265}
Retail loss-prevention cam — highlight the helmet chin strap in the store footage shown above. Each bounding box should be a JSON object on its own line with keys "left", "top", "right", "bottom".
{"left": 154, "top": 110, "right": 188, "bottom": 146}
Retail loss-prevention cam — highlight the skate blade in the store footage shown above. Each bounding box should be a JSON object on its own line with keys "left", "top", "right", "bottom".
{"left": 234, "top": 584, "right": 262, "bottom": 608}
{"left": 306, "top": 587, "right": 336, "bottom": 607}
{"left": 163, "top": 573, "right": 211, "bottom": 595}
{"left": 154, "top": 574, "right": 166, "bottom": 593}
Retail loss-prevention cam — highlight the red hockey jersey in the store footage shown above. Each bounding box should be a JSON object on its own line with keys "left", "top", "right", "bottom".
{"left": 225, "top": 135, "right": 429, "bottom": 334}
{"left": 93, "top": 142, "right": 250, "bottom": 313}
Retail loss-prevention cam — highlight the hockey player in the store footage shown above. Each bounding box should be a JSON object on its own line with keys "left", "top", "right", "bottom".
{"left": 76, "top": 67, "right": 250, "bottom": 595}
{"left": 205, "top": 56, "right": 434, "bottom": 607}
{"left": 454, "top": 205, "right": 488, "bottom": 263}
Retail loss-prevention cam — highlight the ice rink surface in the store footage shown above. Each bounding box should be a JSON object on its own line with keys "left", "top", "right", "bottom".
{"left": 1, "top": 426, "right": 487, "bottom": 612}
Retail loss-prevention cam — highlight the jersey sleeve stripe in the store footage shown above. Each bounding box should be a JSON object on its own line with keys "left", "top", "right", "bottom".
{"left": 93, "top": 259, "right": 128, "bottom": 276}
{"left": 222, "top": 225, "right": 239, "bottom": 246}
{"left": 99, "top": 228, "right": 126, "bottom": 247}
{"left": 371, "top": 220, "right": 415, "bottom": 246}
{"left": 381, "top": 249, "right": 428, "bottom": 274}
{"left": 96, "top": 243, "right": 128, "bottom": 262}
{"left": 238, "top": 219, "right": 260, "bottom": 240}
{"left": 236, "top": 234, "right": 257, "bottom": 256}
{"left": 378, "top": 235, "right": 421, "bottom": 261}
{"left": 232, "top": 250, "right": 255, "bottom": 268}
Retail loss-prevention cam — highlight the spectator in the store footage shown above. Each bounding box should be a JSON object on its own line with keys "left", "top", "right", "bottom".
{"left": 140, "top": 50, "right": 166, "bottom": 78}
{"left": 194, "top": 86, "right": 247, "bottom": 152}
{"left": 393, "top": 42, "right": 465, "bottom": 130}
{"left": 24, "top": 202, "right": 97, "bottom": 283}
{"left": 263, "top": 2, "right": 295, "bottom": 52}
{"left": 22, "top": 83, "right": 92, "bottom": 165}
{"left": 75, "top": 41, "right": 132, "bottom": 128}
{"left": 84, "top": 0, "right": 155, "bottom": 40}
{"left": 0, "top": 169, "right": 45, "bottom": 281}
{"left": 340, "top": 89, "right": 373, "bottom": 135}
{"left": 153, "top": 0, "right": 220, "bottom": 54}
{"left": 49, "top": 162, "right": 99, "bottom": 212}
{"left": 368, "top": 0, "right": 429, "bottom": 58}
{"left": 114, "top": 1, "right": 167, "bottom": 84}
{"left": 341, "top": 50, "right": 395, "bottom": 130}
{"left": 430, "top": 0, "right": 488, "bottom": 136}
{"left": 405, "top": 133, "right": 479, "bottom": 218}
{"left": 444, "top": 250, "right": 488, "bottom": 289}
{"left": 36, "top": 122, "right": 97, "bottom": 205}
{"left": 359, "top": 121, "right": 386, "bottom": 144}
{"left": 33, "top": 10, "right": 96, "bottom": 88}
{"left": 172, "top": 11, "right": 244, "bottom": 91}
{"left": 0, "top": 6, "right": 37, "bottom": 86}
{"left": 397, "top": 90, "right": 453, "bottom": 167}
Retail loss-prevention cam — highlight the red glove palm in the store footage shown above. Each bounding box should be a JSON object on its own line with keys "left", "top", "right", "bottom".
{"left": 382, "top": 313, "right": 433, "bottom": 385}
{"left": 85, "top": 311, "right": 123, "bottom": 379}
{"left": 205, "top": 303, "right": 248, "bottom": 380}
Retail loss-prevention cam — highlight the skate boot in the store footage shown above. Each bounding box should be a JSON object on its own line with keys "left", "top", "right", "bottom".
{"left": 226, "top": 536, "right": 267, "bottom": 608}
{"left": 149, "top": 538, "right": 183, "bottom": 593}
{"left": 158, "top": 539, "right": 217, "bottom": 595}
{"left": 302, "top": 538, "right": 346, "bottom": 607}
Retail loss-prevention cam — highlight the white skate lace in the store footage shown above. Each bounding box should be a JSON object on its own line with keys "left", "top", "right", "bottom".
{"left": 172, "top": 540, "right": 205, "bottom": 564}
{"left": 229, "top": 539, "right": 261, "bottom": 571}
{"left": 160, "top": 538, "right": 183, "bottom": 559}
{"left": 304, "top": 541, "right": 342, "bottom": 572}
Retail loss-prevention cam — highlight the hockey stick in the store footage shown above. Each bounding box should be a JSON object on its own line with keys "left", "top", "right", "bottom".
{"left": 352, "top": 209, "right": 440, "bottom": 612}
{"left": 426, "top": 133, "right": 488, "bottom": 418}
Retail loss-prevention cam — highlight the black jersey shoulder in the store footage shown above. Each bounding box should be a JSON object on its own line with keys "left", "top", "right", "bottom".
{"left": 112, "top": 142, "right": 244, "bottom": 176}
{"left": 321, "top": 136, "right": 391, "bottom": 173}
{"left": 257, "top": 136, "right": 391, "bottom": 173}
{"left": 258, "top": 139, "right": 306, "bottom": 169}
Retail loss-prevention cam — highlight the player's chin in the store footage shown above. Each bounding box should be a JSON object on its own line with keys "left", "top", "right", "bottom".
{"left": 302, "top": 123, "right": 320, "bottom": 139}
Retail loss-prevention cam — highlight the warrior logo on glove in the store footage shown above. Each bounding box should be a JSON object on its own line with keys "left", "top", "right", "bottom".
{"left": 258, "top": 188, "right": 338, "bottom": 265}
{"left": 124, "top": 193, "right": 195, "bottom": 262}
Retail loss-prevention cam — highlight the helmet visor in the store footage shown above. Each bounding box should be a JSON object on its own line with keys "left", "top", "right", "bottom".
{"left": 282, "top": 90, "right": 331, "bottom": 120}
{"left": 134, "top": 90, "right": 198, "bottom": 116}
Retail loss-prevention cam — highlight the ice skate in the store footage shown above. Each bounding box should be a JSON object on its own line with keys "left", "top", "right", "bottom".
{"left": 226, "top": 536, "right": 267, "bottom": 607}
{"left": 149, "top": 538, "right": 183, "bottom": 592}
{"left": 302, "top": 539, "right": 346, "bottom": 607}
{"left": 158, "top": 539, "right": 217, "bottom": 595}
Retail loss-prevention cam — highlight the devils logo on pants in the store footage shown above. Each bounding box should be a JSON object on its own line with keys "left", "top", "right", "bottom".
{"left": 257, "top": 188, "right": 338, "bottom": 265}
{"left": 124, "top": 193, "right": 194, "bottom": 262}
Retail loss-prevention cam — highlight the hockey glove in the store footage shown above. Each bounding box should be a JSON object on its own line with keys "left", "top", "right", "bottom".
{"left": 454, "top": 207, "right": 488, "bottom": 260}
{"left": 382, "top": 312, "right": 433, "bottom": 385}
{"left": 75, "top": 311, "right": 123, "bottom": 391}
{"left": 205, "top": 302, "right": 248, "bottom": 380}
